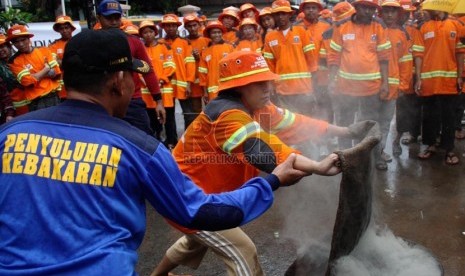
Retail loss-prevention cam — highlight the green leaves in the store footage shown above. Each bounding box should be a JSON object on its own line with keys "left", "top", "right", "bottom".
{"left": 0, "top": 8, "right": 33, "bottom": 33}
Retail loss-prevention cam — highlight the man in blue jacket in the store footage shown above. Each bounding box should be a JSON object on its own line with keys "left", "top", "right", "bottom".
{"left": 0, "top": 29, "right": 306, "bottom": 275}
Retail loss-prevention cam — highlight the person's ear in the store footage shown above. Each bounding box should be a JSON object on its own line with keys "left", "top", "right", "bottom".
{"left": 110, "top": 71, "right": 124, "bottom": 96}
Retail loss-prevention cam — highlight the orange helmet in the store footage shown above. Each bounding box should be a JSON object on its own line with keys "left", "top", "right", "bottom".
{"left": 203, "top": 20, "right": 227, "bottom": 37}
{"left": 160, "top": 14, "right": 182, "bottom": 27}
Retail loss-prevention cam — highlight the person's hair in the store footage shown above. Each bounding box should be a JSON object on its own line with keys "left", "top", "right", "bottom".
{"left": 217, "top": 88, "right": 242, "bottom": 98}
{"left": 63, "top": 71, "right": 113, "bottom": 95}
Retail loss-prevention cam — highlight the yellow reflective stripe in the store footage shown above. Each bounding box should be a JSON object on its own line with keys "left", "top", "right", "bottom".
{"left": 220, "top": 68, "right": 271, "bottom": 82}
{"left": 12, "top": 99, "right": 31, "bottom": 107}
{"left": 338, "top": 70, "right": 381, "bottom": 80}
{"left": 17, "top": 69, "right": 30, "bottom": 82}
{"left": 412, "top": 44, "right": 424, "bottom": 52}
{"left": 161, "top": 87, "right": 173, "bottom": 93}
{"left": 222, "top": 121, "right": 261, "bottom": 154}
{"left": 376, "top": 41, "right": 391, "bottom": 51}
{"left": 456, "top": 42, "right": 465, "bottom": 49}
{"left": 421, "top": 70, "right": 457, "bottom": 79}
{"left": 271, "top": 109, "right": 296, "bottom": 134}
{"left": 48, "top": 60, "right": 59, "bottom": 68}
{"left": 141, "top": 88, "right": 150, "bottom": 94}
{"left": 330, "top": 40, "right": 342, "bottom": 52}
{"left": 388, "top": 77, "right": 400, "bottom": 85}
{"left": 185, "top": 56, "right": 195, "bottom": 63}
{"left": 171, "top": 79, "right": 188, "bottom": 88}
{"left": 303, "top": 43, "right": 315, "bottom": 53}
{"left": 198, "top": 67, "right": 208, "bottom": 73}
{"left": 207, "top": 86, "right": 219, "bottom": 93}
{"left": 399, "top": 53, "right": 413, "bottom": 63}
{"left": 279, "top": 72, "right": 312, "bottom": 80}
{"left": 163, "top": 61, "right": 176, "bottom": 68}
{"left": 263, "top": 51, "right": 274, "bottom": 59}
{"left": 51, "top": 53, "right": 57, "bottom": 59}
{"left": 319, "top": 48, "right": 327, "bottom": 55}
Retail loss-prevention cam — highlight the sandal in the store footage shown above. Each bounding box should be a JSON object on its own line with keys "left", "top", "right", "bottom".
{"left": 392, "top": 142, "right": 402, "bottom": 157}
{"left": 401, "top": 135, "right": 417, "bottom": 145}
{"left": 418, "top": 146, "right": 436, "bottom": 160}
{"left": 445, "top": 152, "right": 460, "bottom": 165}
{"left": 375, "top": 158, "right": 388, "bottom": 170}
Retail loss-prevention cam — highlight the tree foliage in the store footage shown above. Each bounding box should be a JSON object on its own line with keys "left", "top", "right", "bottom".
{"left": 0, "top": 8, "right": 34, "bottom": 33}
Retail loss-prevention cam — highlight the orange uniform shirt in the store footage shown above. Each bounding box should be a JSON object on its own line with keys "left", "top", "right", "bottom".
{"left": 234, "top": 39, "right": 263, "bottom": 54}
{"left": 328, "top": 18, "right": 391, "bottom": 96}
{"left": 187, "top": 36, "right": 210, "bottom": 98}
{"left": 48, "top": 39, "right": 68, "bottom": 99}
{"left": 223, "top": 29, "right": 239, "bottom": 43}
{"left": 142, "top": 40, "right": 176, "bottom": 108}
{"left": 295, "top": 19, "right": 331, "bottom": 86}
{"left": 9, "top": 47, "right": 61, "bottom": 101}
{"left": 164, "top": 36, "right": 196, "bottom": 100}
{"left": 384, "top": 27, "right": 411, "bottom": 100}
{"left": 198, "top": 43, "right": 235, "bottom": 99}
{"left": 263, "top": 26, "right": 318, "bottom": 95}
{"left": 412, "top": 17, "right": 465, "bottom": 96}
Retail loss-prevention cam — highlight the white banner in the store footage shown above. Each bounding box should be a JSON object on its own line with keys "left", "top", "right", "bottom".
{"left": 27, "top": 21, "right": 82, "bottom": 48}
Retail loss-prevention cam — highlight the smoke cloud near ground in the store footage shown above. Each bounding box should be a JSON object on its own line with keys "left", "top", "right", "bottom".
{"left": 275, "top": 158, "right": 441, "bottom": 275}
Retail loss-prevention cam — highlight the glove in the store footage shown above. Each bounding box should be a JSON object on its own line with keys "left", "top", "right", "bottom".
{"left": 348, "top": 120, "right": 377, "bottom": 140}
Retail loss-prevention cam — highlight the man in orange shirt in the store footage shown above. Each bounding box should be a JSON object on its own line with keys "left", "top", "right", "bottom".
{"left": 7, "top": 24, "right": 61, "bottom": 111}
{"left": 327, "top": 0, "right": 391, "bottom": 162}
{"left": 413, "top": 6, "right": 465, "bottom": 165}
{"left": 263, "top": 0, "right": 318, "bottom": 117}
{"left": 48, "top": 15, "right": 76, "bottom": 100}
{"left": 218, "top": 9, "right": 240, "bottom": 43}
{"left": 184, "top": 14, "right": 210, "bottom": 115}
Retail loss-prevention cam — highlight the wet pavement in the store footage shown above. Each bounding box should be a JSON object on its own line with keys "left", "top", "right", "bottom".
{"left": 136, "top": 115, "right": 465, "bottom": 276}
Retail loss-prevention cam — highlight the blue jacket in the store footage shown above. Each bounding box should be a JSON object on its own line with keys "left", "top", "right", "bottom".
{"left": 0, "top": 100, "right": 279, "bottom": 275}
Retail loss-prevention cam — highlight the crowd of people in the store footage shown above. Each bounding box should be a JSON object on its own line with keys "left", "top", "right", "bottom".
{"left": 0, "top": 0, "right": 464, "bottom": 275}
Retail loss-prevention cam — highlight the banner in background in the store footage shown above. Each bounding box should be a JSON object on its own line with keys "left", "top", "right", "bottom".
{"left": 27, "top": 21, "right": 82, "bottom": 48}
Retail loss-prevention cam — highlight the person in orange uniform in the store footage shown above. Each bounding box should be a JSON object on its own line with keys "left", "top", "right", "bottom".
{"left": 413, "top": 6, "right": 465, "bottom": 165}
{"left": 7, "top": 24, "right": 61, "bottom": 112}
{"left": 48, "top": 15, "right": 76, "bottom": 100}
{"left": 327, "top": 0, "right": 391, "bottom": 159}
{"left": 263, "top": 0, "right": 318, "bottom": 117}
{"left": 234, "top": 18, "right": 263, "bottom": 53}
{"left": 198, "top": 20, "right": 235, "bottom": 101}
{"left": 258, "top": 7, "right": 276, "bottom": 44}
{"left": 455, "top": 14, "right": 465, "bottom": 140}
{"left": 139, "top": 20, "right": 177, "bottom": 145}
{"left": 184, "top": 14, "right": 210, "bottom": 115}
{"left": 218, "top": 9, "right": 240, "bottom": 43}
{"left": 160, "top": 14, "right": 197, "bottom": 130}
{"left": 295, "top": 0, "right": 332, "bottom": 123}
{"left": 239, "top": 3, "right": 260, "bottom": 21}
{"left": 0, "top": 34, "right": 28, "bottom": 116}
{"left": 151, "top": 51, "right": 360, "bottom": 276}
{"left": 374, "top": 0, "right": 412, "bottom": 170}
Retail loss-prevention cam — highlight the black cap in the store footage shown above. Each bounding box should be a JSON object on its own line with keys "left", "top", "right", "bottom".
{"left": 62, "top": 29, "right": 150, "bottom": 74}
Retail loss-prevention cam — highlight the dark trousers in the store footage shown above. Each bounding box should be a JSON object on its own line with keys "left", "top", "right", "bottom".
{"left": 164, "top": 107, "right": 178, "bottom": 146}
{"left": 124, "top": 98, "right": 153, "bottom": 135}
{"left": 178, "top": 99, "right": 197, "bottom": 130}
{"left": 28, "top": 92, "right": 60, "bottom": 112}
{"left": 396, "top": 93, "right": 421, "bottom": 138}
{"left": 147, "top": 108, "right": 163, "bottom": 140}
{"left": 272, "top": 93, "right": 317, "bottom": 117}
{"left": 454, "top": 93, "right": 465, "bottom": 130}
{"left": 422, "top": 95, "right": 458, "bottom": 151}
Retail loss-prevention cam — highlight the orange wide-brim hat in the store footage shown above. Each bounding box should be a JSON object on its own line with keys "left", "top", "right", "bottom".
{"left": 160, "top": 14, "right": 182, "bottom": 27}
{"left": 6, "top": 24, "right": 34, "bottom": 42}
{"left": 53, "top": 15, "right": 76, "bottom": 32}
{"left": 139, "top": 20, "right": 158, "bottom": 36}
{"left": 333, "top": 2, "right": 356, "bottom": 22}
{"left": 218, "top": 51, "right": 279, "bottom": 92}
{"left": 203, "top": 20, "right": 227, "bottom": 37}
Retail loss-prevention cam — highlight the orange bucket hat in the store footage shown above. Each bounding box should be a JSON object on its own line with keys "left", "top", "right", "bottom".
{"left": 381, "top": 0, "right": 402, "bottom": 7}
{"left": 218, "top": 51, "right": 279, "bottom": 92}
{"left": 320, "top": 9, "right": 333, "bottom": 18}
{"left": 160, "top": 14, "right": 182, "bottom": 27}
{"left": 239, "top": 18, "right": 259, "bottom": 30}
{"left": 352, "top": 0, "right": 381, "bottom": 9}
{"left": 259, "top": 7, "right": 273, "bottom": 17}
{"left": 218, "top": 9, "right": 240, "bottom": 27}
{"left": 203, "top": 20, "right": 227, "bottom": 37}
{"left": 333, "top": 2, "right": 356, "bottom": 22}
{"left": 123, "top": 23, "right": 139, "bottom": 36}
{"left": 240, "top": 3, "right": 260, "bottom": 19}
{"left": 183, "top": 14, "right": 200, "bottom": 24}
{"left": 6, "top": 24, "right": 34, "bottom": 42}
{"left": 300, "top": 0, "right": 324, "bottom": 11}
{"left": 53, "top": 15, "right": 76, "bottom": 32}
{"left": 139, "top": 20, "right": 158, "bottom": 36}
{"left": 271, "top": 0, "right": 294, "bottom": 13}
{"left": 400, "top": 0, "right": 416, "bottom": 11}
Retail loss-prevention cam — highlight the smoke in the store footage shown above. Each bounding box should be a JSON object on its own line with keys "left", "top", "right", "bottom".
{"left": 275, "top": 168, "right": 441, "bottom": 275}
